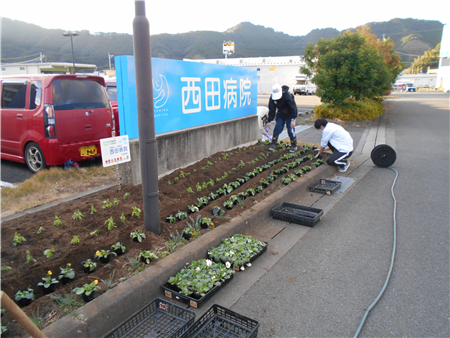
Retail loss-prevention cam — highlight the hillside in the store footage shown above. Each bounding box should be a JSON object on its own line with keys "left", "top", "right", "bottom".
{"left": 0, "top": 17, "right": 444, "bottom": 70}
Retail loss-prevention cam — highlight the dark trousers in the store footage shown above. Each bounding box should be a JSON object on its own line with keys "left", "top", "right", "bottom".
{"left": 326, "top": 142, "right": 352, "bottom": 168}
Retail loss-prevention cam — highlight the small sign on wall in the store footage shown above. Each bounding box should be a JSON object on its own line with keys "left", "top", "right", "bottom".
{"left": 100, "top": 135, "right": 131, "bottom": 167}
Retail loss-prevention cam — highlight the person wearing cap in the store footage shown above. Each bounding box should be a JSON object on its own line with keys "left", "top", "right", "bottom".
{"left": 267, "top": 84, "right": 298, "bottom": 152}
{"left": 314, "top": 118, "right": 353, "bottom": 173}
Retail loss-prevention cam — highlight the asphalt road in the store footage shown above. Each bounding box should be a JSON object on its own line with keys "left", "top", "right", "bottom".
{"left": 227, "top": 91, "right": 449, "bottom": 337}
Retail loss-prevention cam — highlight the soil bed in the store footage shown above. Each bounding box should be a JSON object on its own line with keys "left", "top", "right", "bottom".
{"left": 1, "top": 140, "right": 322, "bottom": 337}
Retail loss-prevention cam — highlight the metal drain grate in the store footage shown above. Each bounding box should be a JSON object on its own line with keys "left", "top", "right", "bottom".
{"left": 329, "top": 176, "right": 357, "bottom": 194}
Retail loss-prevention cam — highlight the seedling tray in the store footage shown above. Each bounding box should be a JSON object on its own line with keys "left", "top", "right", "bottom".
{"left": 272, "top": 202, "right": 323, "bottom": 227}
{"left": 162, "top": 274, "right": 233, "bottom": 309}
{"left": 309, "top": 179, "right": 341, "bottom": 195}
{"left": 180, "top": 304, "right": 259, "bottom": 338}
{"left": 105, "top": 298, "right": 195, "bottom": 338}
{"left": 207, "top": 242, "right": 268, "bottom": 272}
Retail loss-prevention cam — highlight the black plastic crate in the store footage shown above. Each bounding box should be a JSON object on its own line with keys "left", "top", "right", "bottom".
{"left": 162, "top": 274, "right": 234, "bottom": 309}
{"left": 272, "top": 202, "right": 323, "bottom": 227}
{"left": 181, "top": 304, "right": 259, "bottom": 338}
{"left": 308, "top": 179, "right": 341, "bottom": 195}
{"left": 105, "top": 298, "right": 195, "bottom": 338}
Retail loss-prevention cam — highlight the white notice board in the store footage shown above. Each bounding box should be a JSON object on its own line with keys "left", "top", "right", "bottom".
{"left": 100, "top": 135, "right": 131, "bottom": 167}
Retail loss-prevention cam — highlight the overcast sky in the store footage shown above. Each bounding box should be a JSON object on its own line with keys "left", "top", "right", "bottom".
{"left": 1, "top": 0, "right": 449, "bottom": 37}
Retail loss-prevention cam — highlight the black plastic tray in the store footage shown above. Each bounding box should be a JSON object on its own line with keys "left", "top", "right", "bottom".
{"left": 309, "top": 179, "right": 341, "bottom": 195}
{"left": 162, "top": 274, "right": 233, "bottom": 309}
{"left": 180, "top": 304, "right": 259, "bottom": 338}
{"left": 272, "top": 202, "right": 323, "bottom": 227}
{"left": 208, "top": 242, "right": 268, "bottom": 271}
{"left": 105, "top": 298, "right": 195, "bottom": 338}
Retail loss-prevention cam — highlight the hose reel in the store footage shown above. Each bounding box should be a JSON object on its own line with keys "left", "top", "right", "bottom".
{"left": 371, "top": 144, "right": 397, "bottom": 168}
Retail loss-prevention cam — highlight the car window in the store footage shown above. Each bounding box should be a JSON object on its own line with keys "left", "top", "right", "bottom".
{"left": 106, "top": 84, "right": 118, "bottom": 101}
{"left": 52, "top": 79, "right": 109, "bottom": 110}
{"left": 2, "top": 82, "right": 27, "bottom": 109}
{"left": 30, "top": 81, "right": 42, "bottom": 109}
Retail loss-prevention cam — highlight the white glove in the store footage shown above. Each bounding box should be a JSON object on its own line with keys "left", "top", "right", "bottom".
{"left": 314, "top": 152, "right": 320, "bottom": 158}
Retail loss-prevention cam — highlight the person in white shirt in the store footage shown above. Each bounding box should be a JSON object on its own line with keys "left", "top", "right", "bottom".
{"left": 314, "top": 118, "right": 353, "bottom": 173}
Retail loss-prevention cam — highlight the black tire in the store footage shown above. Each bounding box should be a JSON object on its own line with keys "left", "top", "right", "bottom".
{"left": 25, "top": 142, "right": 47, "bottom": 173}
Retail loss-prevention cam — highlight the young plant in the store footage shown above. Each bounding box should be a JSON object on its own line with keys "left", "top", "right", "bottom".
{"left": 130, "top": 230, "right": 146, "bottom": 242}
{"left": 120, "top": 213, "right": 126, "bottom": 224}
{"left": 1, "top": 265, "right": 12, "bottom": 271}
{"left": 113, "top": 198, "right": 120, "bottom": 206}
{"left": 187, "top": 204, "right": 200, "bottom": 214}
{"left": 175, "top": 210, "right": 188, "bottom": 221}
{"left": 13, "top": 232, "right": 26, "bottom": 246}
{"left": 15, "top": 289, "right": 34, "bottom": 303}
{"left": 90, "top": 230, "right": 100, "bottom": 237}
{"left": 37, "top": 227, "right": 45, "bottom": 234}
{"left": 186, "top": 187, "right": 194, "bottom": 194}
{"left": 102, "top": 199, "right": 113, "bottom": 209}
{"left": 58, "top": 264, "right": 75, "bottom": 281}
{"left": 94, "top": 249, "right": 117, "bottom": 260}
{"left": 44, "top": 247, "right": 56, "bottom": 258}
{"left": 70, "top": 236, "right": 80, "bottom": 244}
{"left": 200, "top": 217, "right": 213, "bottom": 229}
{"left": 90, "top": 204, "right": 97, "bottom": 214}
{"left": 105, "top": 217, "right": 117, "bottom": 230}
{"left": 81, "top": 259, "right": 97, "bottom": 273}
{"left": 38, "top": 270, "right": 59, "bottom": 289}
{"left": 72, "top": 211, "right": 83, "bottom": 220}
{"left": 223, "top": 200, "right": 234, "bottom": 210}
{"left": 139, "top": 250, "right": 158, "bottom": 264}
{"left": 111, "top": 242, "right": 126, "bottom": 255}
{"left": 73, "top": 280, "right": 100, "bottom": 297}
{"left": 100, "top": 271, "right": 118, "bottom": 291}
{"left": 25, "top": 250, "right": 36, "bottom": 264}
{"left": 132, "top": 206, "right": 141, "bottom": 219}
{"left": 54, "top": 215, "right": 62, "bottom": 227}
{"left": 124, "top": 192, "right": 131, "bottom": 200}
{"left": 166, "top": 214, "right": 177, "bottom": 224}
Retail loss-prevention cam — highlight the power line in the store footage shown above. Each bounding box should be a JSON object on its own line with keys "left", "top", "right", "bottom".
{"left": 1, "top": 53, "right": 42, "bottom": 61}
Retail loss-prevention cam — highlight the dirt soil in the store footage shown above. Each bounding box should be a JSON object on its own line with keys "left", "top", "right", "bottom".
{"left": 1, "top": 140, "right": 321, "bottom": 337}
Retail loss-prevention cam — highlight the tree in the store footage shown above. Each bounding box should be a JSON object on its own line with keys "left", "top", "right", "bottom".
{"left": 405, "top": 43, "right": 440, "bottom": 74}
{"left": 301, "top": 29, "right": 404, "bottom": 104}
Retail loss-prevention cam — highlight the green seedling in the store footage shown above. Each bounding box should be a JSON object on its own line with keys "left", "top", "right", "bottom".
{"left": 70, "top": 236, "right": 80, "bottom": 244}
{"left": 132, "top": 206, "right": 141, "bottom": 219}
{"left": 90, "top": 204, "right": 97, "bottom": 214}
{"left": 105, "top": 217, "right": 117, "bottom": 230}
{"left": 13, "top": 232, "right": 26, "bottom": 246}
{"left": 44, "top": 247, "right": 56, "bottom": 258}
{"left": 25, "top": 250, "right": 36, "bottom": 264}
{"left": 54, "top": 215, "right": 62, "bottom": 226}
{"left": 72, "top": 211, "right": 83, "bottom": 220}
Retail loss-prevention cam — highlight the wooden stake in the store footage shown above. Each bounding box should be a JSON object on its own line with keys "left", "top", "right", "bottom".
{"left": 1, "top": 291, "right": 48, "bottom": 338}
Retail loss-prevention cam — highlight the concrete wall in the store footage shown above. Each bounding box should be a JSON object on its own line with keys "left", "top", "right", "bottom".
{"left": 120, "top": 115, "right": 259, "bottom": 185}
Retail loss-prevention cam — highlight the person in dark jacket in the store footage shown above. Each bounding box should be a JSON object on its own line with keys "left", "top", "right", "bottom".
{"left": 267, "top": 83, "right": 298, "bottom": 152}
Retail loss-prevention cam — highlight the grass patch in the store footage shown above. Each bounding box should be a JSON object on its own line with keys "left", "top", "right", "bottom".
{"left": 313, "top": 98, "right": 383, "bottom": 121}
{"left": 1, "top": 166, "right": 115, "bottom": 217}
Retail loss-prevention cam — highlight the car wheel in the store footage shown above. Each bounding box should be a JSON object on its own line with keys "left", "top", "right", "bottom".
{"left": 25, "top": 142, "right": 47, "bottom": 173}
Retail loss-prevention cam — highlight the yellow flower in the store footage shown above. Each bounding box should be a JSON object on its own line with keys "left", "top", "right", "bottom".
{"left": 210, "top": 222, "right": 214, "bottom": 226}
{"left": 93, "top": 280, "right": 98, "bottom": 286}
{"left": 96, "top": 250, "right": 101, "bottom": 256}
{"left": 68, "top": 263, "right": 71, "bottom": 267}
{"left": 48, "top": 270, "right": 52, "bottom": 275}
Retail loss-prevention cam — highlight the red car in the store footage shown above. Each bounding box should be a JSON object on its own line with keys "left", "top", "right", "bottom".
{"left": 105, "top": 78, "right": 120, "bottom": 136}
{"left": 1, "top": 74, "right": 115, "bottom": 173}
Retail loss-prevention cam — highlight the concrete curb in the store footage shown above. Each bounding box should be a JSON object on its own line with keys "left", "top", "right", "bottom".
{"left": 42, "top": 163, "right": 336, "bottom": 338}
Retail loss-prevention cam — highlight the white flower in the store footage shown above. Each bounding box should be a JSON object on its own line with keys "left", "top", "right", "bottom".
{"left": 225, "top": 252, "right": 229, "bottom": 257}
{"left": 206, "top": 259, "right": 212, "bottom": 267}
{"left": 247, "top": 263, "right": 252, "bottom": 267}
{"left": 241, "top": 266, "right": 245, "bottom": 271}
{"left": 212, "top": 276, "right": 216, "bottom": 280}
{"left": 230, "top": 251, "right": 235, "bottom": 255}
{"left": 195, "top": 267, "right": 201, "bottom": 271}
{"left": 225, "top": 261, "right": 231, "bottom": 269}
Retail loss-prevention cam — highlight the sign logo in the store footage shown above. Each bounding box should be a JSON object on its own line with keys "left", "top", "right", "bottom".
{"left": 153, "top": 74, "right": 169, "bottom": 109}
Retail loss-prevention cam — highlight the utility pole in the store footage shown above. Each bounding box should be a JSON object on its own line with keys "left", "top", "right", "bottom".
{"left": 108, "top": 52, "right": 114, "bottom": 70}
{"left": 133, "top": 0, "right": 160, "bottom": 234}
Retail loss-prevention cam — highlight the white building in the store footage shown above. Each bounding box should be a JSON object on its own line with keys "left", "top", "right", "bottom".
{"left": 184, "top": 56, "right": 306, "bottom": 94}
{"left": 395, "top": 73, "right": 438, "bottom": 88}
{"left": 0, "top": 62, "right": 97, "bottom": 76}
{"left": 437, "top": 24, "right": 450, "bottom": 91}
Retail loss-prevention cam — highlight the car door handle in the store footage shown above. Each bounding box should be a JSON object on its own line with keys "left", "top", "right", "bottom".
{"left": 17, "top": 114, "right": 23, "bottom": 119}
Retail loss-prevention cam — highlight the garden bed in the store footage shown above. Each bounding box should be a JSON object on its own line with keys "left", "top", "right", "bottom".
{"left": 0, "top": 140, "right": 322, "bottom": 336}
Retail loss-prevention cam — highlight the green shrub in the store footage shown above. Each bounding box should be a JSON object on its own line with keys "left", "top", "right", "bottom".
{"left": 313, "top": 98, "right": 383, "bottom": 122}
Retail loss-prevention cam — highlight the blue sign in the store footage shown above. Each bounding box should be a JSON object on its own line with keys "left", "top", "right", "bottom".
{"left": 115, "top": 56, "right": 257, "bottom": 139}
